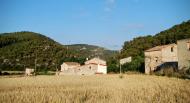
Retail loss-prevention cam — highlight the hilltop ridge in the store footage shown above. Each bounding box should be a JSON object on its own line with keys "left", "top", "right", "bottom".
{"left": 0, "top": 32, "right": 116, "bottom": 71}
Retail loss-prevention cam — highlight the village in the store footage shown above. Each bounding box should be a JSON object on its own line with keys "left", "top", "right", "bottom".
{"left": 25, "top": 38, "right": 190, "bottom": 76}
{"left": 1, "top": 0, "right": 190, "bottom": 102}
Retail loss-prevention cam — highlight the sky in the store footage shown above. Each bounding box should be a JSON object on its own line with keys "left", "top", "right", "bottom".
{"left": 0, "top": 0, "right": 190, "bottom": 50}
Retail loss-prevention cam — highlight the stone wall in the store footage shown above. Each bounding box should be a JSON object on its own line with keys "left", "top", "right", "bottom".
{"left": 161, "top": 44, "right": 178, "bottom": 62}
{"left": 76, "top": 64, "right": 98, "bottom": 75}
{"left": 61, "top": 63, "right": 80, "bottom": 71}
{"left": 145, "top": 51, "right": 162, "bottom": 74}
{"left": 25, "top": 68, "right": 34, "bottom": 76}
{"left": 60, "top": 64, "right": 98, "bottom": 75}
{"left": 97, "top": 65, "right": 107, "bottom": 74}
{"left": 177, "top": 39, "right": 190, "bottom": 70}
{"left": 59, "top": 68, "right": 76, "bottom": 75}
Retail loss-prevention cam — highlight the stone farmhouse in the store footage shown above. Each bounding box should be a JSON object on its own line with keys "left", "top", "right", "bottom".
{"left": 59, "top": 58, "right": 107, "bottom": 75}
{"left": 145, "top": 44, "right": 178, "bottom": 74}
{"left": 145, "top": 38, "right": 190, "bottom": 74}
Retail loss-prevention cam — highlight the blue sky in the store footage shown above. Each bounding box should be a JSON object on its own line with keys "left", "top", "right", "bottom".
{"left": 0, "top": 0, "right": 190, "bottom": 50}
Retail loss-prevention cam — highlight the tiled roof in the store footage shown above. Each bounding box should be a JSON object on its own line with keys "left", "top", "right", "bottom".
{"left": 85, "top": 58, "right": 106, "bottom": 65}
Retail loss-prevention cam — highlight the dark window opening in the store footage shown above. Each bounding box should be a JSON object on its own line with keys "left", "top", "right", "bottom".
{"left": 155, "top": 57, "right": 158, "bottom": 62}
{"left": 187, "top": 42, "right": 190, "bottom": 51}
{"left": 171, "top": 47, "right": 174, "bottom": 52}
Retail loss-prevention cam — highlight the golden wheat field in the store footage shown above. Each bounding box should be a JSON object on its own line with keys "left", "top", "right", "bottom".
{"left": 0, "top": 74, "right": 190, "bottom": 103}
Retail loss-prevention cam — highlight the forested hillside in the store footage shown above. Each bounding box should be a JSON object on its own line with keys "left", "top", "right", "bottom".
{"left": 67, "top": 44, "right": 117, "bottom": 60}
{"left": 0, "top": 32, "right": 74, "bottom": 71}
{"left": 117, "top": 20, "right": 190, "bottom": 72}
{"left": 0, "top": 32, "right": 115, "bottom": 71}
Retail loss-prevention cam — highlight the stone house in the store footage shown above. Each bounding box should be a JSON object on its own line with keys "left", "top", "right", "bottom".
{"left": 84, "top": 58, "right": 107, "bottom": 74}
{"left": 144, "top": 44, "right": 178, "bottom": 74}
{"left": 177, "top": 38, "right": 190, "bottom": 70}
{"left": 59, "top": 58, "right": 107, "bottom": 75}
{"left": 60, "top": 62, "right": 80, "bottom": 75}
{"left": 61, "top": 62, "right": 80, "bottom": 71}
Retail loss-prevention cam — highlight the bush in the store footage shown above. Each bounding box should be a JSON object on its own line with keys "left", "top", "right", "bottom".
{"left": 119, "top": 75, "right": 123, "bottom": 79}
{"left": 154, "top": 66, "right": 175, "bottom": 77}
{"left": 154, "top": 66, "right": 190, "bottom": 79}
{"left": 37, "top": 71, "right": 55, "bottom": 75}
{"left": 163, "top": 67, "right": 174, "bottom": 77}
{"left": 186, "top": 67, "right": 190, "bottom": 75}
{"left": 122, "top": 56, "right": 144, "bottom": 72}
{"left": 3, "top": 72, "right": 10, "bottom": 75}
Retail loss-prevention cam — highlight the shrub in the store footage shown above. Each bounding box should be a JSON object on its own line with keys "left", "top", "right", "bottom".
{"left": 154, "top": 66, "right": 190, "bottom": 79}
{"left": 2, "top": 72, "right": 10, "bottom": 75}
{"left": 163, "top": 67, "right": 174, "bottom": 77}
{"left": 119, "top": 74, "right": 124, "bottom": 79}
{"left": 186, "top": 67, "right": 190, "bottom": 75}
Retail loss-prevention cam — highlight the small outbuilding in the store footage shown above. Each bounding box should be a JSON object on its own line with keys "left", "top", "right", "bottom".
{"left": 25, "top": 68, "right": 34, "bottom": 76}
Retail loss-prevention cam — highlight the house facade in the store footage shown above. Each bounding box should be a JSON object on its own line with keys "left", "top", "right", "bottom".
{"left": 59, "top": 58, "right": 107, "bottom": 75}
{"left": 61, "top": 62, "right": 80, "bottom": 71}
{"left": 177, "top": 38, "right": 190, "bottom": 70}
{"left": 60, "top": 62, "right": 80, "bottom": 75}
{"left": 84, "top": 58, "right": 107, "bottom": 74}
{"left": 144, "top": 44, "right": 178, "bottom": 74}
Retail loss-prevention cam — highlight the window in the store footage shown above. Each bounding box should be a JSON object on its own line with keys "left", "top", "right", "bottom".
{"left": 171, "top": 47, "right": 174, "bottom": 52}
{"left": 187, "top": 42, "right": 190, "bottom": 51}
{"left": 155, "top": 57, "right": 158, "bottom": 62}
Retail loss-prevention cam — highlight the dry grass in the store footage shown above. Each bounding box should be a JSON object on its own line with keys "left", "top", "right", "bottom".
{"left": 0, "top": 74, "right": 190, "bottom": 103}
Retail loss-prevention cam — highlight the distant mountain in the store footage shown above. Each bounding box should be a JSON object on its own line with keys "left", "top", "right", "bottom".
{"left": 0, "top": 31, "right": 116, "bottom": 71}
{"left": 66, "top": 44, "right": 117, "bottom": 60}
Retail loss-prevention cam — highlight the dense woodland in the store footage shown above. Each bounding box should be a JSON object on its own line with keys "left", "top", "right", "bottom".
{"left": 0, "top": 20, "right": 190, "bottom": 73}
